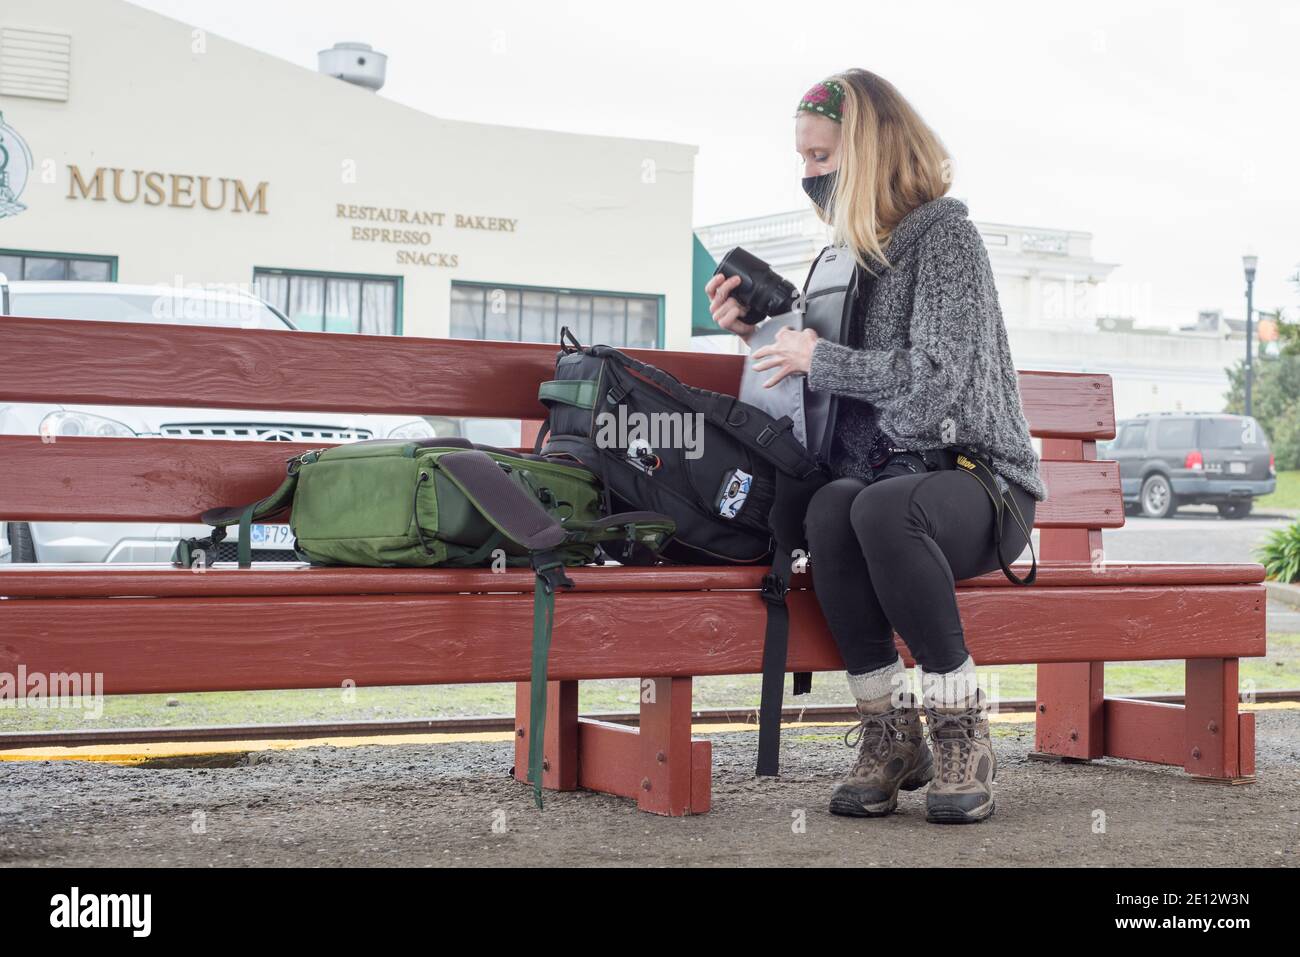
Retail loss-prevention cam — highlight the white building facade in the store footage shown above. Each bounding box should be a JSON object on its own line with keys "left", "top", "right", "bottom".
{"left": 0, "top": 0, "right": 699, "bottom": 348}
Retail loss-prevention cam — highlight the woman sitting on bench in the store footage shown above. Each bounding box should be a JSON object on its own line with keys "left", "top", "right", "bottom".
{"left": 705, "top": 69, "right": 1047, "bottom": 824}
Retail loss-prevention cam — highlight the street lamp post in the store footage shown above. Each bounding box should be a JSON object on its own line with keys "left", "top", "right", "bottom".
{"left": 1243, "top": 254, "right": 1258, "bottom": 417}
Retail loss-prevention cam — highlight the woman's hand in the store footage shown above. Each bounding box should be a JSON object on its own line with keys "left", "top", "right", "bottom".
{"left": 750, "top": 327, "right": 820, "bottom": 388}
{"left": 705, "top": 273, "right": 754, "bottom": 339}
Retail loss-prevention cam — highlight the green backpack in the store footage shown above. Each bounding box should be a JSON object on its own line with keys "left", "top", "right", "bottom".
{"left": 173, "top": 437, "right": 675, "bottom": 807}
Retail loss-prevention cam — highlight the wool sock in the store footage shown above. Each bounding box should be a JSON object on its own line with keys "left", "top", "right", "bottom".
{"left": 845, "top": 653, "right": 907, "bottom": 706}
{"left": 919, "top": 654, "right": 979, "bottom": 709}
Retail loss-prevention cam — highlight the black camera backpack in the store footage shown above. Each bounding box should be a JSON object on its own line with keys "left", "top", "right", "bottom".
{"left": 535, "top": 329, "right": 828, "bottom": 776}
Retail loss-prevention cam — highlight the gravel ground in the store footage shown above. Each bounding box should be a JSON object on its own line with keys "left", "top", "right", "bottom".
{"left": 2, "top": 709, "right": 1297, "bottom": 868}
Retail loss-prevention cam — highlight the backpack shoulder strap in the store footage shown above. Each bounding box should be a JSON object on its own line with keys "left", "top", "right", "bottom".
{"left": 200, "top": 470, "right": 299, "bottom": 530}
{"left": 755, "top": 469, "right": 827, "bottom": 775}
{"left": 434, "top": 449, "right": 567, "bottom": 553}
{"left": 174, "top": 452, "right": 311, "bottom": 569}
{"left": 594, "top": 348, "right": 823, "bottom": 481}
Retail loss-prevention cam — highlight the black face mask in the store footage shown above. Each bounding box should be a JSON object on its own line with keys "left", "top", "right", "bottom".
{"left": 802, "top": 168, "right": 837, "bottom": 209}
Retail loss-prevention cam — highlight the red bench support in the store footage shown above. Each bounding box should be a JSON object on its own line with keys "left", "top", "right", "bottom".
{"left": 513, "top": 678, "right": 710, "bottom": 815}
{"left": 1030, "top": 436, "right": 1257, "bottom": 784}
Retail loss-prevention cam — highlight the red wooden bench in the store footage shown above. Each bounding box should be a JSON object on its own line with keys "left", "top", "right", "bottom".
{"left": 0, "top": 317, "right": 1265, "bottom": 816}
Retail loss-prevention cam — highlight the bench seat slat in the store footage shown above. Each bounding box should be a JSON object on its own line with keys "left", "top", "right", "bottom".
{"left": 1, "top": 316, "right": 1114, "bottom": 436}
{"left": 0, "top": 435, "right": 1123, "bottom": 528}
{"left": 0, "top": 584, "right": 1264, "bottom": 695}
{"left": 0, "top": 560, "right": 1266, "bottom": 599}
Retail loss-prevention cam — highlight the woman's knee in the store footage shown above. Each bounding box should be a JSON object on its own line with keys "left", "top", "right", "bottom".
{"left": 848, "top": 475, "right": 922, "bottom": 543}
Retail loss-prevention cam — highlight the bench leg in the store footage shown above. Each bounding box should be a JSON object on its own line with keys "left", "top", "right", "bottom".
{"left": 1031, "top": 662, "right": 1105, "bottom": 762}
{"left": 513, "top": 680, "right": 580, "bottom": 791}
{"left": 1183, "top": 658, "right": 1254, "bottom": 783}
{"left": 513, "top": 677, "right": 712, "bottom": 815}
{"left": 633, "top": 677, "right": 703, "bottom": 815}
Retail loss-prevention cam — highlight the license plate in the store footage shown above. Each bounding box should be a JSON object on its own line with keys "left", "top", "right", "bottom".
{"left": 1229, "top": 461, "right": 1247, "bottom": 474}
{"left": 249, "top": 524, "right": 293, "bottom": 548}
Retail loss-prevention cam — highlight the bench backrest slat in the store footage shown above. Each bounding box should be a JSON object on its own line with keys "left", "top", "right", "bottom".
{"left": 0, "top": 316, "right": 1120, "bottom": 531}
{"left": 3, "top": 317, "right": 1114, "bottom": 437}
{"left": 1, "top": 317, "right": 735, "bottom": 420}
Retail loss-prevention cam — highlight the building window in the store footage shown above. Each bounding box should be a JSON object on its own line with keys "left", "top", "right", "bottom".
{"left": 451, "top": 281, "right": 660, "bottom": 348}
{"left": 253, "top": 268, "right": 401, "bottom": 335}
{"left": 0, "top": 249, "right": 115, "bottom": 282}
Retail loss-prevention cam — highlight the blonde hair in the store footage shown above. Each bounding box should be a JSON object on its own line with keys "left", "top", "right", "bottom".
{"left": 800, "top": 69, "right": 952, "bottom": 273}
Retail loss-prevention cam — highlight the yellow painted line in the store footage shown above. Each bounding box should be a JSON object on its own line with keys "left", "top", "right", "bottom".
{"left": 0, "top": 752, "right": 160, "bottom": 766}
{"left": 0, "top": 731, "right": 518, "bottom": 764}
{"left": 1, "top": 700, "right": 1291, "bottom": 764}
{"left": 0, "top": 716, "right": 1032, "bottom": 762}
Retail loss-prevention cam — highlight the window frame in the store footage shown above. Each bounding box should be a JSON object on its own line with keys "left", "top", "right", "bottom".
{"left": 0, "top": 247, "right": 118, "bottom": 282}
{"left": 252, "top": 266, "right": 404, "bottom": 335}
{"left": 451, "top": 279, "right": 664, "bottom": 348}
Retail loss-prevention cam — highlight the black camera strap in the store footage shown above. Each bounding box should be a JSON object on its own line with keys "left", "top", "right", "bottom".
{"left": 951, "top": 448, "right": 1038, "bottom": 586}
{"left": 868, "top": 440, "right": 1036, "bottom": 586}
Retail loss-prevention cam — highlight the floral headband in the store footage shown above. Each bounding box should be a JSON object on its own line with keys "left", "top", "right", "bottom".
{"left": 797, "top": 79, "right": 845, "bottom": 122}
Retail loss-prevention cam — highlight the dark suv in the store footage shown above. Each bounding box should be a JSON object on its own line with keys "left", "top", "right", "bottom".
{"left": 1103, "top": 412, "right": 1276, "bottom": 519}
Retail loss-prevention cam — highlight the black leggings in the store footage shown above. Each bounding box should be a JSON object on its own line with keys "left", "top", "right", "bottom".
{"left": 802, "top": 468, "right": 1036, "bottom": 676}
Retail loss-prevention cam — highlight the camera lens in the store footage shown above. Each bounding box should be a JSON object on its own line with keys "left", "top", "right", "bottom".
{"left": 714, "top": 247, "right": 799, "bottom": 324}
{"left": 873, "top": 451, "right": 928, "bottom": 482}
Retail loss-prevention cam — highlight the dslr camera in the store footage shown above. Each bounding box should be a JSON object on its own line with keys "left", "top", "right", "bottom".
{"left": 713, "top": 247, "right": 800, "bottom": 325}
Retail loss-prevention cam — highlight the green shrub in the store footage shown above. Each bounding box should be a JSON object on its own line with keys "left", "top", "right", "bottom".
{"left": 1269, "top": 397, "right": 1300, "bottom": 473}
{"left": 1256, "top": 519, "right": 1300, "bottom": 583}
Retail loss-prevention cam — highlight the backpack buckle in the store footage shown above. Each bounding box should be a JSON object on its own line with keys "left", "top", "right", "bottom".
{"left": 531, "top": 552, "right": 575, "bottom": 594}
{"left": 759, "top": 572, "right": 788, "bottom": 605}
{"left": 756, "top": 416, "right": 793, "bottom": 448}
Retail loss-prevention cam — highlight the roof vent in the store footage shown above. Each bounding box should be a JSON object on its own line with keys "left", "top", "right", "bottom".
{"left": 317, "top": 42, "right": 386, "bottom": 92}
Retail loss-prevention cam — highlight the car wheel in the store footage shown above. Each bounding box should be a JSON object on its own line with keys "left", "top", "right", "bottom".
{"left": 5, "top": 522, "right": 37, "bottom": 562}
{"left": 1140, "top": 474, "right": 1177, "bottom": 518}
{"left": 1217, "top": 501, "right": 1252, "bottom": 520}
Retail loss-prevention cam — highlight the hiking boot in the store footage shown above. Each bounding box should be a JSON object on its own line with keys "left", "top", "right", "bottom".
{"left": 923, "top": 686, "right": 996, "bottom": 824}
{"left": 829, "top": 691, "right": 933, "bottom": 817}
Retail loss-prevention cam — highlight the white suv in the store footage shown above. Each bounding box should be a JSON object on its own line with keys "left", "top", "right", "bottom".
{"left": 0, "top": 280, "right": 519, "bottom": 563}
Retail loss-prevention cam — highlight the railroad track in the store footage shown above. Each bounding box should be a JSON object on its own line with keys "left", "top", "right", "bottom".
{"left": 2, "top": 689, "right": 1297, "bottom": 750}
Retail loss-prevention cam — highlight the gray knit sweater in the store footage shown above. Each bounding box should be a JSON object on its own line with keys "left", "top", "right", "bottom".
{"left": 807, "top": 196, "right": 1048, "bottom": 501}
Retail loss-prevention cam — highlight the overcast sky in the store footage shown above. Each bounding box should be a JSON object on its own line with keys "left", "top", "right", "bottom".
{"left": 133, "top": 0, "right": 1299, "bottom": 329}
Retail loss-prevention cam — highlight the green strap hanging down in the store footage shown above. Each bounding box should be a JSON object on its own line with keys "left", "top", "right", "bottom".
{"left": 237, "top": 502, "right": 257, "bottom": 569}
{"left": 528, "top": 554, "right": 573, "bottom": 809}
